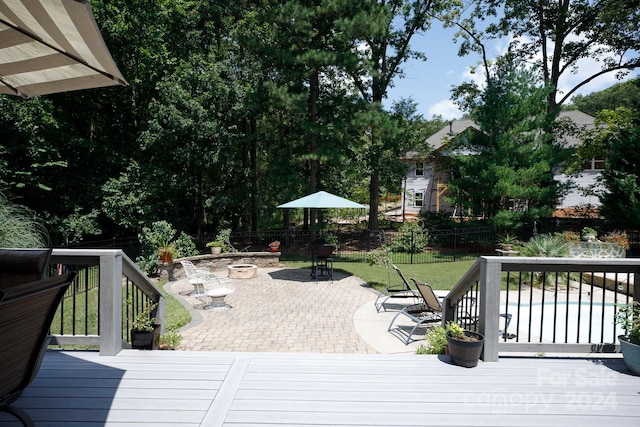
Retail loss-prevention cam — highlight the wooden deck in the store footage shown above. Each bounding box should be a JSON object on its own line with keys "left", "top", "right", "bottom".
{"left": 1, "top": 350, "right": 638, "bottom": 426}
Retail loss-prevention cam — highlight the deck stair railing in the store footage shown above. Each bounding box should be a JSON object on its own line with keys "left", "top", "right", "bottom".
{"left": 443, "top": 256, "right": 640, "bottom": 362}
{"left": 48, "top": 249, "right": 165, "bottom": 356}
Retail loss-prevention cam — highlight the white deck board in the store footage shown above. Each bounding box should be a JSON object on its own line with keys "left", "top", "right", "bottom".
{"left": 0, "top": 350, "right": 638, "bottom": 426}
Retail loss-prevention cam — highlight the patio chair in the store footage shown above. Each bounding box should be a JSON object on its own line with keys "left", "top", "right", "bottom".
{"left": 387, "top": 279, "right": 443, "bottom": 345}
{"left": 202, "top": 274, "right": 235, "bottom": 311}
{"left": 0, "top": 271, "right": 77, "bottom": 427}
{"left": 0, "top": 248, "right": 52, "bottom": 290}
{"left": 312, "top": 244, "right": 334, "bottom": 281}
{"left": 374, "top": 264, "right": 419, "bottom": 312}
{"left": 179, "top": 260, "right": 210, "bottom": 298}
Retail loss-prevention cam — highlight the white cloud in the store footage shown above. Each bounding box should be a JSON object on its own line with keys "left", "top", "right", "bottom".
{"left": 428, "top": 99, "right": 462, "bottom": 120}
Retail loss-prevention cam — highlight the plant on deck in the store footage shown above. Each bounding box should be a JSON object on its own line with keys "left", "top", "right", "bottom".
{"left": 615, "top": 301, "right": 640, "bottom": 345}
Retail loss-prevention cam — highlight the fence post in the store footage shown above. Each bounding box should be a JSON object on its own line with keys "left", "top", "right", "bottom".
{"left": 479, "top": 257, "right": 501, "bottom": 362}
{"left": 99, "top": 251, "right": 123, "bottom": 356}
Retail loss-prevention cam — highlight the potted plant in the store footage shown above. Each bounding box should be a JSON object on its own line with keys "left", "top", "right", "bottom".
{"left": 269, "top": 240, "right": 281, "bottom": 252}
{"left": 158, "top": 243, "right": 177, "bottom": 263}
{"left": 207, "top": 228, "right": 231, "bottom": 254}
{"left": 445, "top": 322, "right": 484, "bottom": 368}
{"left": 131, "top": 303, "right": 160, "bottom": 350}
{"left": 206, "top": 239, "right": 224, "bottom": 255}
{"left": 497, "top": 233, "right": 520, "bottom": 252}
{"left": 581, "top": 227, "right": 597, "bottom": 242}
{"left": 601, "top": 230, "right": 630, "bottom": 251}
{"left": 615, "top": 301, "right": 640, "bottom": 375}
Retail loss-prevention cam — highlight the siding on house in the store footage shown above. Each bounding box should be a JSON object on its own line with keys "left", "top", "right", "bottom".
{"left": 398, "top": 111, "right": 600, "bottom": 219}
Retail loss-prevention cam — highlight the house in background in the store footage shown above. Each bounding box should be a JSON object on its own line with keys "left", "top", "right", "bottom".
{"left": 395, "top": 111, "right": 600, "bottom": 221}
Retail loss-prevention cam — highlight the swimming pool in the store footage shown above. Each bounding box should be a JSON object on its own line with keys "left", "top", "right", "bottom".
{"left": 504, "top": 300, "right": 620, "bottom": 344}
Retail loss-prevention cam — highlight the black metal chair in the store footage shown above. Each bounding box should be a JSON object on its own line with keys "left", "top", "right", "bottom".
{"left": 0, "top": 272, "right": 77, "bottom": 427}
{"left": 312, "top": 244, "right": 335, "bottom": 281}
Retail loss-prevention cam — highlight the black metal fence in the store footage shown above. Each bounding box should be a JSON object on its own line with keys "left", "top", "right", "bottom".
{"left": 65, "top": 219, "right": 640, "bottom": 267}
{"left": 189, "top": 227, "right": 495, "bottom": 264}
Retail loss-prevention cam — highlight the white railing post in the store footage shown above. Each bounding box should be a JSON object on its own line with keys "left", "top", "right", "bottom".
{"left": 479, "top": 257, "right": 501, "bottom": 362}
{"left": 99, "top": 250, "right": 123, "bottom": 356}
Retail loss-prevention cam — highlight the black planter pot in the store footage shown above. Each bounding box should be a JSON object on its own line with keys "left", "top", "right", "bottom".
{"left": 446, "top": 330, "right": 485, "bottom": 368}
{"left": 131, "top": 325, "right": 161, "bottom": 350}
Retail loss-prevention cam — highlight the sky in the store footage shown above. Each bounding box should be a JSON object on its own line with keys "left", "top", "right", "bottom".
{"left": 384, "top": 23, "right": 639, "bottom": 121}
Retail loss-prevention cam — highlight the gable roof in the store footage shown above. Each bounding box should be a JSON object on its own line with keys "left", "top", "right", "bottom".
{"left": 403, "top": 111, "right": 595, "bottom": 160}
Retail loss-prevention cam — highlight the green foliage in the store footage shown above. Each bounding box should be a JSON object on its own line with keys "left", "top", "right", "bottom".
{"left": 569, "top": 78, "right": 640, "bottom": 116}
{"left": 448, "top": 0, "right": 640, "bottom": 110}
{"left": 519, "top": 234, "right": 568, "bottom": 258}
{"left": 132, "top": 303, "right": 158, "bottom": 332}
{"left": 597, "top": 106, "right": 640, "bottom": 229}
{"left": 390, "top": 221, "right": 430, "bottom": 253}
{"left": 445, "top": 321, "right": 465, "bottom": 339}
{"left": 449, "top": 55, "right": 570, "bottom": 227}
{"left": 496, "top": 233, "right": 520, "bottom": 249}
{"left": 416, "top": 325, "right": 448, "bottom": 355}
{"left": 366, "top": 245, "right": 392, "bottom": 267}
{"left": 174, "top": 231, "right": 199, "bottom": 257}
{"left": 158, "top": 330, "right": 182, "bottom": 350}
{"left": 137, "top": 221, "right": 198, "bottom": 274}
{"left": 324, "top": 232, "right": 339, "bottom": 250}
{"left": 615, "top": 301, "right": 640, "bottom": 345}
{"left": 0, "top": 193, "right": 48, "bottom": 247}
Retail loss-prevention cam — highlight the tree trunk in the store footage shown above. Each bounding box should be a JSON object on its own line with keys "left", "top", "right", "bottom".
{"left": 249, "top": 116, "right": 259, "bottom": 232}
{"left": 308, "top": 68, "right": 319, "bottom": 227}
{"left": 368, "top": 172, "right": 380, "bottom": 231}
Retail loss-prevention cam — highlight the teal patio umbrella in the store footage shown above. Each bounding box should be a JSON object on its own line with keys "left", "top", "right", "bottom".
{"left": 277, "top": 191, "right": 366, "bottom": 209}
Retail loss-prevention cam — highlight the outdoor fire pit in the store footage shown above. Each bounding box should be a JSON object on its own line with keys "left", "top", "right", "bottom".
{"left": 227, "top": 264, "right": 257, "bottom": 279}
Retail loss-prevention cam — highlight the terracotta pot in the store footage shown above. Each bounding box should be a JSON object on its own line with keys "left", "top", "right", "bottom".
{"left": 270, "top": 247, "right": 279, "bottom": 252}
{"left": 159, "top": 252, "right": 172, "bottom": 263}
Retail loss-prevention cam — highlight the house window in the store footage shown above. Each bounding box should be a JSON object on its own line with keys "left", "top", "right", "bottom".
{"left": 582, "top": 158, "right": 605, "bottom": 171}
{"left": 415, "top": 162, "right": 424, "bottom": 176}
{"left": 414, "top": 192, "right": 424, "bottom": 207}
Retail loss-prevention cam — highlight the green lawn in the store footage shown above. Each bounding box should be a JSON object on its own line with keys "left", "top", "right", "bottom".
{"left": 280, "top": 258, "right": 477, "bottom": 293}
{"left": 51, "top": 259, "right": 476, "bottom": 349}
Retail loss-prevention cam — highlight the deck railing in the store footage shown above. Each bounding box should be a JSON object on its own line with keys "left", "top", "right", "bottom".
{"left": 48, "top": 249, "right": 165, "bottom": 356}
{"left": 444, "top": 256, "right": 640, "bottom": 362}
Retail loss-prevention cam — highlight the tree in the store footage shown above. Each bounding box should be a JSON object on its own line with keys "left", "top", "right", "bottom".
{"left": 594, "top": 106, "right": 640, "bottom": 229}
{"left": 568, "top": 77, "right": 640, "bottom": 116}
{"left": 448, "top": 55, "right": 571, "bottom": 227}
{"left": 344, "top": 0, "right": 455, "bottom": 230}
{"left": 448, "top": 0, "right": 640, "bottom": 111}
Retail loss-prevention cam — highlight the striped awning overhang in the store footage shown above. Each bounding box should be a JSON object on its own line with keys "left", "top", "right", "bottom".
{"left": 0, "top": 0, "right": 127, "bottom": 98}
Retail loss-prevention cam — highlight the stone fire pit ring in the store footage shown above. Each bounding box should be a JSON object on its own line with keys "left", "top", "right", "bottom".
{"left": 227, "top": 264, "right": 258, "bottom": 279}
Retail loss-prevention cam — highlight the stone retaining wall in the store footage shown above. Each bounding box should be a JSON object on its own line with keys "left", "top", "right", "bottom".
{"left": 172, "top": 252, "right": 281, "bottom": 280}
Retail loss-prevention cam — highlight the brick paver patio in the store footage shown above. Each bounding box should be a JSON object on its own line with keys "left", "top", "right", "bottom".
{"left": 168, "top": 267, "right": 379, "bottom": 353}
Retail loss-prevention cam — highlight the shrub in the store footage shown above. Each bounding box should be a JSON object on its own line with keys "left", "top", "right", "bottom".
{"left": 137, "top": 221, "right": 198, "bottom": 274}
{"left": 390, "top": 221, "right": 430, "bottom": 254}
{"left": 519, "top": 233, "right": 568, "bottom": 257}
{"left": 601, "top": 230, "right": 630, "bottom": 250}
{"left": 416, "top": 325, "right": 448, "bottom": 355}
{"left": 0, "top": 193, "right": 48, "bottom": 247}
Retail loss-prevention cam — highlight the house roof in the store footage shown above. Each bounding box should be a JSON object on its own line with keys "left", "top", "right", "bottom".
{"left": 403, "top": 111, "right": 595, "bottom": 159}
{"left": 402, "top": 119, "right": 479, "bottom": 159}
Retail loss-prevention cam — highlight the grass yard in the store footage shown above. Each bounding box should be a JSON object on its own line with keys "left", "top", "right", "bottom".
{"left": 49, "top": 258, "right": 477, "bottom": 349}
{"left": 280, "top": 257, "right": 477, "bottom": 293}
